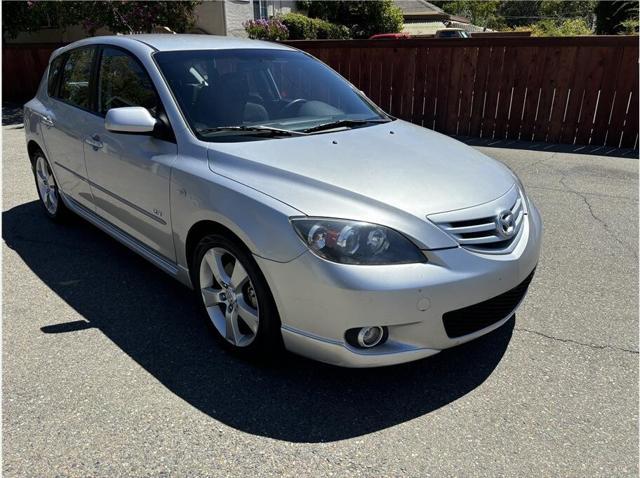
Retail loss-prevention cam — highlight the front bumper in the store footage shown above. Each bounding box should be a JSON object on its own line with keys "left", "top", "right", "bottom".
{"left": 256, "top": 202, "right": 542, "bottom": 367}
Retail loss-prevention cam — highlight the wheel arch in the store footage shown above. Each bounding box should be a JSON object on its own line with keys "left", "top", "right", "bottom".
{"left": 185, "top": 220, "right": 250, "bottom": 274}
{"left": 27, "top": 140, "right": 44, "bottom": 167}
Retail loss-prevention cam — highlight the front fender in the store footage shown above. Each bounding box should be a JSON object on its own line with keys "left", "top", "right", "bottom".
{"left": 170, "top": 158, "right": 307, "bottom": 271}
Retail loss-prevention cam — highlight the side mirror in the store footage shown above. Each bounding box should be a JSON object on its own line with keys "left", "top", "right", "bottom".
{"left": 105, "top": 106, "right": 157, "bottom": 134}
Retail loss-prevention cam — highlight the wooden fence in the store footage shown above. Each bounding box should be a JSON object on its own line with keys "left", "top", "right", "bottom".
{"left": 2, "top": 43, "right": 61, "bottom": 103}
{"left": 285, "top": 36, "right": 639, "bottom": 149}
{"left": 3, "top": 36, "right": 638, "bottom": 149}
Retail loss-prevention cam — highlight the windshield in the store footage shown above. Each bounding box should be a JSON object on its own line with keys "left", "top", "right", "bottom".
{"left": 154, "top": 49, "right": 389, "bottom": 141}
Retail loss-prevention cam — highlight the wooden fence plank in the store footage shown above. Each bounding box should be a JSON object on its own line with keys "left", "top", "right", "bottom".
{"left": 546, "top": 47, "right": 580, "bottom": 143}
{"left": 378, "top": 47, "right": 394, "bottom": 112}
{"left": 604, "top": 47, "right": 636, "bottom": 147}
{"left": 558, "top": 46, "right": 595, "bottom": 144}
{"left": 422, "top": 46, "right": 441, "bottom": 129}
{"left": 457, "top": 46, "right": 479, "bottom": 136}
{"left": 533, "top": 45, "right": 566, "bottom": 142}
{"left": 620, "top": 52, "right": 639, "bottom": 148}
{"left": 411, "top": 46, "right": 428, "bottom": 125}
{"left": 519, "top": 46, "right": 549, "bottom": 141}
{"left": 505, "top": 47, "right": 536, "bottom": 140}
{"left": 493, "top": 45, "right": 519, "bottom": 139}
{"left": 400, "top": 47, "right": 418, "bottom": 119}
{"left": 480, "top": 45, "right": 506, "bottom": 138}
{"left": 589, "top": 47, "right": 624, "bottom": 145}
{"left": 366, "top": 48, "right": 384, "bottom": 106}
{"left": 434, "top": 47, "right": 453, "bottom": 132}
{"left": 444, "top": 46, "right": 466, "bottom": 134}
{"left": 574, "top": 46, "right": 610, "bottom": 145}
{"left": 468, "top": 46, "right": 492, "bottom": 137}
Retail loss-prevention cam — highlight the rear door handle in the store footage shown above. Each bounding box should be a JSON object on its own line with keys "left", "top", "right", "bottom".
{"left": 85, "top": 134, "right": 103, "bottom": 149}
{"left": 41, "top": 115, "right": 54, "bottom": 127}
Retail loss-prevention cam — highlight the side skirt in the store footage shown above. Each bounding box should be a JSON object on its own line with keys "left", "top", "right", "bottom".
{"left": 61, "top": 192, "right": 193, "bottom": 288}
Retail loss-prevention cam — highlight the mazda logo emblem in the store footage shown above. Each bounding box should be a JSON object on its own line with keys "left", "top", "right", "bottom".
{"left": 496, "top": 210, "right": 516, "bottom": 238}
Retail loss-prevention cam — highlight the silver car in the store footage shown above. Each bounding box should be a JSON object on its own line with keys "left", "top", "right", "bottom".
{"left": 24, "top": 35, "right": 542, "bottom": 367}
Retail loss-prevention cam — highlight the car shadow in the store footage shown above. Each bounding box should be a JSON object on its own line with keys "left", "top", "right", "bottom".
{"left": 2, "top": 103, "right": 24, "bottom": 127}
{"left": 3, "top": 200, "right": 514, "bottom": 443}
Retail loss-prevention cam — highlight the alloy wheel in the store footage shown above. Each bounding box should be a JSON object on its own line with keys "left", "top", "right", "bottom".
{"left": 199, "top": 246, "right": 260, "bottom": 347}
{"left": 35, "top": 156, "right": 58, "bottom": 215}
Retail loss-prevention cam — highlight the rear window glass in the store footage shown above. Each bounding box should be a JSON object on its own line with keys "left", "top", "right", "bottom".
{"left": 59, "top": 47, "right": 95, "bottom": 109}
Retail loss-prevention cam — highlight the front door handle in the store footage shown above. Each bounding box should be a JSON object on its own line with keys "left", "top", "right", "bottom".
{"left": 85, "top": 134, "right": 103, "bottom": 149}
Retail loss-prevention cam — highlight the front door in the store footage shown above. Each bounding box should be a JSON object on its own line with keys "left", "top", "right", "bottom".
{"left": 83, "top": 46, "right": 177, "bottom": 262}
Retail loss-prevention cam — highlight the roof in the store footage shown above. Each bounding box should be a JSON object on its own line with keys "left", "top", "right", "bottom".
{"left": 126, "top": 34, "right": 292, "bottom": 51}
{"left": 393, "top": 0, "right": 470, "bottom": 24}
{"left": 394, "top": 0, "right": 444, "bottom": 15}
{"left": 55, "top": 34, "right": 292, "bottom": 56}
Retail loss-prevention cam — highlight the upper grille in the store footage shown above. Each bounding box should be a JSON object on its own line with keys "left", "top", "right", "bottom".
{"left": 429, "top": 185, "right": 527, "bottom": 254}
{"left": 442, "top": 269, "right": 535, "bottom": 338}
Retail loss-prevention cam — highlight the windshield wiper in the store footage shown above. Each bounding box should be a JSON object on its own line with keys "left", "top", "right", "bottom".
{"left": 302, "top": 118, "right": 391, "bottom": 134}
{"left": 198, "top": 125, "right": 307, "bottom": 137}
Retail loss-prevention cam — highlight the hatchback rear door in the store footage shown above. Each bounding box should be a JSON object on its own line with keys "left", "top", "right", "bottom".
{"left": 41, "top": 46, "right": 97, "bottom": 211}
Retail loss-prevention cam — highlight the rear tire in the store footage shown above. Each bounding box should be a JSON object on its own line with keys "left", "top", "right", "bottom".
{"left": 32, "top": 151, "right": 69, "bottom": 221}
{"left": 192, "top": 233, "right": 283, "bottom": 360}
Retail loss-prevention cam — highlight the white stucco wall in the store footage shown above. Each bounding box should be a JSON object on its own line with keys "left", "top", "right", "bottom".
{"left": 224, "top": 0, "right": 254, "bottom": 38}
{"left": 192, "top": 1, "right": 227, "bottom": 35}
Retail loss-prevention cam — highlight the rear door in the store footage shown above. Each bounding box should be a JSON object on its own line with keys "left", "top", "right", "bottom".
{"left": 41, "top": 46, "right": 97, "bottom": 211}
{"left": 82, "top": 46, "right": 178, "bottom": 261}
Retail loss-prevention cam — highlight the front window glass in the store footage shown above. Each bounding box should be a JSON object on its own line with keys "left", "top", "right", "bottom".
{"left": 59, "top": 47, "right": 94, "bottom": 109}
{"left": 98, "top": 47, "right": 158, "bottom": 116}
{"left": 154, "top": 49, "right": 387, "bottom": 141}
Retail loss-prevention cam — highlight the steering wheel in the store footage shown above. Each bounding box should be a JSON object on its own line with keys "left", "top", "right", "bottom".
{"left": 281, "top": 98, "right": 307, "bottom": 115}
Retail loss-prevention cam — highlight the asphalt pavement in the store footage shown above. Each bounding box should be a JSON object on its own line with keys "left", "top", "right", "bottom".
{"left": 2, "top": 118, "right": 638, "bottom": 477}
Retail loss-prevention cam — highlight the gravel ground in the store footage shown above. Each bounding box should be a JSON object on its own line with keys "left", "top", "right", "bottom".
{"left": 2, "top": 119, "right": 638, "bottom": 477}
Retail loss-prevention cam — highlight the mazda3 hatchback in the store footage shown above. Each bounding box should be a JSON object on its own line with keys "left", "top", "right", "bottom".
{"left": 24, "top": 35, "right": 542, "bottom": 367}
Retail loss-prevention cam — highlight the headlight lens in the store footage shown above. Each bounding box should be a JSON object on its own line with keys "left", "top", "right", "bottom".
{"left": 291, "top": 218, "right": 426, "bottom": 265}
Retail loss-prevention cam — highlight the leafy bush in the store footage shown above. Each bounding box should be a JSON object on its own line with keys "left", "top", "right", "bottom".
{"left": 2, "top": 1, "right": 200, "bottom": 40}
{"left": 280, "top": 12, "right": 349, "bottom": 39}
{"left": 243, "top": 18, "right": 289, "bottom": 41}
{"left": 526, "top": 18, "right": 593, "bottom": 36}
{"left": 297, "top": 0, "right": 403, "bottom": 39}
{"left": 280, "top": 12, "right": 315, "bottom": 39}
{"left": 315, "top": 19, "right": 350, "bottom": 39}
{"left": 620, "top": 17, "right": 639, "bottom": 34}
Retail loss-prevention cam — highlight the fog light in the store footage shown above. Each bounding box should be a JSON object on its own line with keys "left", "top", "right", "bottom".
{"left": 345, "top": 326, "right": 388, "bottom": 348}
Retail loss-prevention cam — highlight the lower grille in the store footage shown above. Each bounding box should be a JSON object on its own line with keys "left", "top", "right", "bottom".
{"left": 442, "top": 270, "right": 536, "bottom": 338}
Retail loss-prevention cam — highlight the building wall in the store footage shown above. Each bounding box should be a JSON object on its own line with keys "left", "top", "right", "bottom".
{"left": 220, "top": 0, "right": 251, "bottom": 37}
{"left": 192, "top": 1, "right": 227, "bottom": 35}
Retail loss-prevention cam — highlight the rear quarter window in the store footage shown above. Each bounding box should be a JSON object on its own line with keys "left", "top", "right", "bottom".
{"left": 47, "top": 55, "right": 64, "bottom": 97}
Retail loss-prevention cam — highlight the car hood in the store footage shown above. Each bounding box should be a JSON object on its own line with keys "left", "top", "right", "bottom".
{"left": 207, "top": 120, "right": 515, "bottom": 248}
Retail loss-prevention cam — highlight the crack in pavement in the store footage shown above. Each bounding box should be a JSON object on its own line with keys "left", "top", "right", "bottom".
{"left": 558, "top": 175, "right": 638, "bottom": 259}
{"left": 515, "top": 326, "right": 639, "bottom": 354}
{"left": 526, "top": 153, "right": 638, "bottom": 259}
{"left": 529, "top": 184, "right": 639, "bottom": 202}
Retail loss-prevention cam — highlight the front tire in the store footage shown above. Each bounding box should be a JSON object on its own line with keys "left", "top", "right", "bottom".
{"left": 32, "top": 152, "right": 68, "bottom": 221}
{"left": 193, "top": 234, "right": 282, "bottom": 359}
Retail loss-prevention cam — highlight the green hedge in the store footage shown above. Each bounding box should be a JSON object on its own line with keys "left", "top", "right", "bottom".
{"left": 280, "top": 12, "right": 350, "bottom": 39}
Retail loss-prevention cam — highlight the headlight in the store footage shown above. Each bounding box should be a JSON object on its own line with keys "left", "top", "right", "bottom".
{"left": 291, "top": 218, "right": 426, "bottom": 265}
